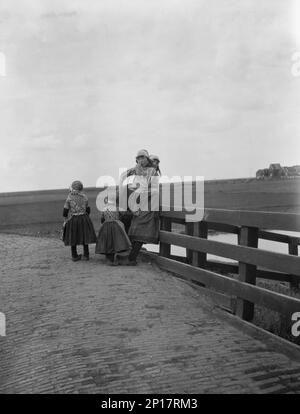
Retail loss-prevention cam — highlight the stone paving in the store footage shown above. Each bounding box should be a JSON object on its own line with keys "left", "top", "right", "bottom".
{"left": 1, "top": 233, "right": 300, "bottom": 394}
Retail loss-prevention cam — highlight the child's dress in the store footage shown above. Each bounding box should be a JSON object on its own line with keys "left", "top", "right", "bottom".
{"left": 62, "top": 190, "right": 97, "bottom": 246}
{"left": 95, "top": 209, "right": 132, "bottom": 255}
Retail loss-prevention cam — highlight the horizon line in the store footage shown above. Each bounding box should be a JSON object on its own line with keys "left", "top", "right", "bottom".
{"left": 0, "top": 176, "right": 257, "bottom": 197}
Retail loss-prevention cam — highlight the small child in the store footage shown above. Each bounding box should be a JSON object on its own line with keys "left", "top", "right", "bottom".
{"left": 149, "top": 154, "right": 161, "bottom": 175}
{"left": 95, "top": 198, "right": 132, "bottom": 265}
{"left": 62, "top": 180, "right": 97, "bottom": 261}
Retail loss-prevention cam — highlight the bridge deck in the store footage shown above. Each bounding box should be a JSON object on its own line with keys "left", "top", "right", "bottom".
{"left": 1, "top": 234, "right": 300, "bottom": 394}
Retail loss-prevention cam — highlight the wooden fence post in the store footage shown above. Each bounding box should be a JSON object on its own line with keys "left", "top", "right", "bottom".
{"left": 192, "top": 221, "right": 208, "bottom": 267}
{"left": 289, "top": 239, "right": 299, "bottom": 290}
{"left": 185, "top": 222, "right": 194, "bottom": 264}
{"left": 237, "top": 227, "right": 241, "bottom": 245}
{"left": 159, "top": 216, "right": 171, "bottom": 258}
{"left": 185, "top": 221, "right": 208, "bottom": 266}
{"left": 236, "top": 226, "right": 259, "bottom": 321}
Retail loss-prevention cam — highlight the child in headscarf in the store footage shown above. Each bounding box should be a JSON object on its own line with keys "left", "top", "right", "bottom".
{"left": 95, "top": 196, "right": 132, "bottom": 265}
{"left": 62, "top": 180, "right": 97, "bottom": 261}
{"left": 149, "top": 154, "right": 161, "bottom": 176}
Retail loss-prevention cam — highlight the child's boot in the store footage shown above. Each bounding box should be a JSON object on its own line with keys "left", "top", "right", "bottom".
{"left": 71, "top": 245, "right": 82, "bottom": 262}
{"left": 83, "top": 244, "right": 89, "bottom": 261}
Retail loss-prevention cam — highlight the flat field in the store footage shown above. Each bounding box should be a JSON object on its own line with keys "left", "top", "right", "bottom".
{"left": 0, "top": 177, "right": 299, "bottom": 236}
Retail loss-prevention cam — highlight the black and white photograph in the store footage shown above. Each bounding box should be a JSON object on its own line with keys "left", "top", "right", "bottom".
{"left": 0, "top": 0, "right": 300, "bottom": 397}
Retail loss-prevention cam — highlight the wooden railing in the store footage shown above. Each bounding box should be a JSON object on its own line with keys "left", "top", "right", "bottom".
{"left": 151, "top": 207, "right": 300, "bottom": 323}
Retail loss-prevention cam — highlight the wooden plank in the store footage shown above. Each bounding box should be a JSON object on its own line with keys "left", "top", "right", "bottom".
{"left": 236, "top": 226, "right": 258, "bottom": 321}
{"left": 208, "top": 222, "right": 239, "bottom": 234}
{"left": 205, "top": 261, "right": 292, "bottom": 283}
{"left": 256, "top": 269, "right": 292, "bottom": 283}
{"left": 237, "top": 228, "right": 241, "bottom": 245}
{"left": 190, "top": 284, "right": 234, "bottom": 313}
{"left": 289, "top": 239, "right": 299, "bottom": 290}
{"left": 159, "top": 231, "right": 300, "bottom": 276}
{"left": 159, "top": 217, "right": 171, "bottom": 258}
{"left": 192, "top": 221, "right": 208, "bottom": 267}
{"left": 160, "top": 207, "right": 300, "bottom": 232}
{"left": 289, "top": 239, "right": 299, "bottom": 256}
{"left": 259, "top": 230, "right": 291, "bottom": 244}
{"left": 204, "top": 209, "right": 300, "bottom": 232}
{"left": 154, "top": 255, "right": 300, "bottom": 315}
{"left": 206, "top": 261, "right": 239, "bottom": 274}
{"left": 185, "top": 223, "right": 194, "bottom": 264}
{"left": 168, "top": 254, "right": 187, "bottom": 263}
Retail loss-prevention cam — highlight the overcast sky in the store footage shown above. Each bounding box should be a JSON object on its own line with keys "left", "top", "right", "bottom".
{"left": 0, "top": 0, "right": 300, "bottom": 192}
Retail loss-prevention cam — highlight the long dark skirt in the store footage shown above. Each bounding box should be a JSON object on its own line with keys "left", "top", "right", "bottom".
{"left": 63, "top": 214, "right": 97, "bottom": 246}
{"left": 119, "top": 210, "right": 133, "bottom": 234}
{"left": 128, "top": 211, "right": 160, "bottom": 244}
{"left": 95, "top": 220, "right": 132, "bottom": 255}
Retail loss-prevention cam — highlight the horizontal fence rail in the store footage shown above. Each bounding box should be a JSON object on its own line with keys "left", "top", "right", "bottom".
{"left": 154, "top": 256, "right": 300, "bottom": 316}
{"left": 161, "top": 207, "right": 300, "bottom": 232}
{"left": 154, "top": 206, "right": 300, "bottom": 323}
{"left": 159, "top": 231, "right": 300, "bottom": 277}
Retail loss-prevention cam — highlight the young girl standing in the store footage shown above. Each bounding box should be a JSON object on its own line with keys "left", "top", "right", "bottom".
{"left": 95, "top": 197, "right": 132, "bottom": 265}
{"left": 62, "top": 180, "right": 97, "bottom": 261}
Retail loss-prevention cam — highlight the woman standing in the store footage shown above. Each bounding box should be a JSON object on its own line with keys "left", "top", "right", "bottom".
{"left": 122, "top": 149, "right": 160, "bottom": 265}
{"left": 119, "top": 149, "right": 154, "bottom": 234}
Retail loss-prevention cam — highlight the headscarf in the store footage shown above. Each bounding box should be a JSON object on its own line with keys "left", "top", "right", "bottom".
{"left": 70, "top": 180, "right": 83, "bottom": 195}
{"left": 149, "top": 154, "right": 161, "bottom": 175}
{"left": 136, "top": 149, "right": 150, "bottom": 159}
{"left": 101, "top": 194, "right": 119, "bottom": 220}
{"left": 149, "top": 154, "right": 160, "bottom": 163}
{"left": 103, "top": 196, "right": 117, "bottom": 211}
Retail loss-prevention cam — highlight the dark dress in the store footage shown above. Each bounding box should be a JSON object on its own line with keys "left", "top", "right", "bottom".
{"left": 128, "top": 211, "right": 160, "bottom": 244}
{"left": 63, "top": 214, "right": 97, "bottom": 246}
{"left": 95, "top": 210, "right": 132, "bottom": 255}
{"left": 62, "top": 191, "right": 97, "bottom": 246}
{"left": 119, "top": 210, "right": 133, "bottom": 234}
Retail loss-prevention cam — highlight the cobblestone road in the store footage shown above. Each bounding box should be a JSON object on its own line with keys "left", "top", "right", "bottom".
{"left": 1, "top": 233, "right": 300, "bottom": 394}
